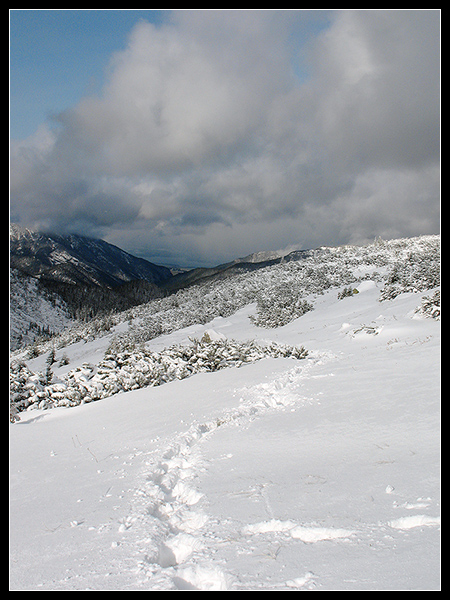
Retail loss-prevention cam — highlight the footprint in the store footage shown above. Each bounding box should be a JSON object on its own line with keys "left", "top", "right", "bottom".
{"left": 171, "top": 481, "right": 203, "bottom": 506}
{"left": 172, "top": 565, "right": 229, "bottom": 591}
{"left": 168, "top": 508, "right": 208, "bottom": 533}
{"left": 172, "top": 576, "right": 199, "bottom": 590}
{"left": 162, "top": 456, "right": 195, "bottom": 477}
{"left": 158, "top": 533, "right": 203, "bottom": 567}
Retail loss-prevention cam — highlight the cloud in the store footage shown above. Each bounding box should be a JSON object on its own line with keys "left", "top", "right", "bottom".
{"left": 308, "top": 10, "right": 440, "bottom": 172}
{"left": 10, "top": 10, "right": 440, "bottom": 265}
{"left": 55, "top": 12, "right": 293, "bottom": 176}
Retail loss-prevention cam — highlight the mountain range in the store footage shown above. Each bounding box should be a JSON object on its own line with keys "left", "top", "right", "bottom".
{"left": 161, "top": 248, "right": 313, "bottom": 291}
{"left": 10, "top": 224, "right": 316, "bottom": 297}
{"left": 9, "top": 224, "right": 172, "bottom": 288}
{"left": 9, "top": 224, "right": 309, "bottom": 348}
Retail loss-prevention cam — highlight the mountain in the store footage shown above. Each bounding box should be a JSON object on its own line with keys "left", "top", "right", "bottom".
{"left": 9, "top": 225, "right": 172, "bottom": 288}
{"left": 10, "top": 225, "right": 174, "bottom": 342}
{"left": 9, "top": 225, "right": 311, "bottom": 295}
{"left": 161, "top": 248, "right": 313, "bottom": 292}
{"left": 10, "top": 234, "right": 440, "bottom": 590}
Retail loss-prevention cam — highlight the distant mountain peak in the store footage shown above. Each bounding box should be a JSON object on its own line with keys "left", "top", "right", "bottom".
{"left": 10, "top": 225, "right": 172, "bottom": 288}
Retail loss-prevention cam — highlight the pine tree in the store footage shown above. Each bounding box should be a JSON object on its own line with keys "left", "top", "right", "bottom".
{"left": 46, "top": 348, "right": 56, "bottom": 367}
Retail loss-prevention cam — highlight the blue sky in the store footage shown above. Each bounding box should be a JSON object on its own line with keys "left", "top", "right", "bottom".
{"left": 10, "top": 9, "right": 330, "bottom": 141}
{"left": 10, "top": 10, "right": 170, "bottom": 140}
{"left": 10, "top": 10, "right": 440, "bottom": 267}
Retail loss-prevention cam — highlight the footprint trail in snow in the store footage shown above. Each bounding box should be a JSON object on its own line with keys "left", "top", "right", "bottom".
{"left": 113, "top": 356, "right": 328, "bottom": 590}
{"left": 113, "top": 349, "right": 440, "bottom": 591}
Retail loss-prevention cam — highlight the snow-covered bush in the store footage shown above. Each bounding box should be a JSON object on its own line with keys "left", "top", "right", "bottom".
{"left": 251, "top": 282, "right": 313, "bottom": 328}
{"left": 337, "top": 287, "right": 359, "bottom": 300}
{"left": 414, "top": 290, "right": 440, "bottom": 320}
{"left": 9, "top": 361, "right": 35, "bottom": 421}
{"left": 10, "top": 338, "right": 308, "bottom": 420}
{"left": 379, "top": 238, "right": 440, "bottom": 301}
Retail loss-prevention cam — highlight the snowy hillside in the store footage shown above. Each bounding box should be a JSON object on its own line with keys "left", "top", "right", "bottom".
{"left": 9, "top": 268, "right": 76, "bottom": 351}
{"left": 10, "top": 224, "right": 172, "bottom": 287}
{"left": 9, "top": 235, "right": 440, "bottom": 590}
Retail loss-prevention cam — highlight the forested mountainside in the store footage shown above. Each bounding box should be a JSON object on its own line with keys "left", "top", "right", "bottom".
{"left": 10, "top": 234, "right": 439, "bottom": 419}
{"left": 10, "top": 225, "right": 173, "bottom": 340}
{"left": 10, "top": 225, "right": 172, "bottom": 287}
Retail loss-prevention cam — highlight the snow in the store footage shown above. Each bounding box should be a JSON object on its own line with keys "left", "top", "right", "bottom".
{"left": 387, "top": 515, "right": 441, "bottom": 530}
{"left": 10, "top": 252, "right": 440, "bottom": 590}
{"left": 9, "top": 268, "right": 75, "bottom": 350}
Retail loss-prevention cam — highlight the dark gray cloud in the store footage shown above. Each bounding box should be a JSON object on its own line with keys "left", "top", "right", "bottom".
{"left": 10, "top": 10, "right": 440, "bottom": 266}
{"left": 308, "top": 10, "right": 440, "bottom": 172}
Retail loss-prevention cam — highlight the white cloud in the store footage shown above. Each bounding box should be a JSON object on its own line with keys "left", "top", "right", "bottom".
{"left": 10, "top": 10, "right": 440, "bottom": 265}
{"left": 58, "top": 13, "right": 292, "bottom": 176}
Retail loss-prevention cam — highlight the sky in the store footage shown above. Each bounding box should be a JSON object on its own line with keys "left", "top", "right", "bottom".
{"left": 10, "top": 9, "right": 440, "bottom": 268}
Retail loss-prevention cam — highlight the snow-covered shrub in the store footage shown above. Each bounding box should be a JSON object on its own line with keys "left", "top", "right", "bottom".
{"left": 337, "top": 287, "right": 359, "bottom": 300}
{"left": 414, "top": 290, "right": 440, "bottom": 320}
{"left": 58, "top": 353, "right": 70, "bottom": 366}
{"left": 351, "top": 324, "right": 381, "bottom": 337}
{"left": 379, "top": 238, "right": 440, "bottom": 301}
{"left": 9, "top": 361, "right": 35, "bottom": 421}
{"left": 10, "top": 338, "right": 308, "bottom": 419}
{"left": 251, "top": 282, "right": 313, "bottom": 328}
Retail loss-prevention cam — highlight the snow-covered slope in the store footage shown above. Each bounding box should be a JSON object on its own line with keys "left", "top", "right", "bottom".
{"left": 9, "top": 268, "right": 75, "bottom": 351}
{"left": 10, "top": 234, "right": 439, "bottom": 365}
{"left": 10, "top": 291, "right": 440, "bottom": 589}
{"left": 9, "top": 236, "right": 440, "bottom": 590}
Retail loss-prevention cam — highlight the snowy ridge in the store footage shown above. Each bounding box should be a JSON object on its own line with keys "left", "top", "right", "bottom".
{"left": 10, "top": 234, "right": 439, "bottom": 360}
{"left": 10, "top": 234, "right": 440, "bottom": 590}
